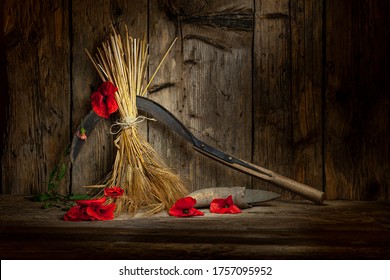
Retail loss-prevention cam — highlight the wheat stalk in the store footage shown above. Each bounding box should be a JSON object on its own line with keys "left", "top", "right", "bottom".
{"left": 86, "top": 26, "right": 188, "bottom": 215}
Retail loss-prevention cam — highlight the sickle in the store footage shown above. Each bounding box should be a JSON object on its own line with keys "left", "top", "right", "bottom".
{"left": 71, "top": 97, "right": 325, "bottom": 204}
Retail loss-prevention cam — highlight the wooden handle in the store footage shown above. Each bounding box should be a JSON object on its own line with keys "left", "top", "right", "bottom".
{"left": 266, "top": 171, "right": 326, "bottom": 204}
{"left": 194, "top": 146, "right": 326, "bottom": 204}
{"left": 231, "top": 160, "right": 326, "bottom": 204}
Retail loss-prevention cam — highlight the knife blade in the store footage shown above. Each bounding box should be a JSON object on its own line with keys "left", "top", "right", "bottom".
{"left": 189, "top": 187, "right": 280, "bottom": 209}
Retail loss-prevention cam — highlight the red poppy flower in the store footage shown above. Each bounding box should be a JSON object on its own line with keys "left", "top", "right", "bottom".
{"left": 64, "top": 197, "right": 116, "bottom": 221}
{"left": 91, "top": 81, "right": 119, "bottom": 118}
{"left": 210, "top": 195, "right": 242, "bottom": 214}
{"left": 169, "top": 197, "right": 204, "bottom": 217}
{"left": 104, "top": 186, "right": 124, "bottom": 198}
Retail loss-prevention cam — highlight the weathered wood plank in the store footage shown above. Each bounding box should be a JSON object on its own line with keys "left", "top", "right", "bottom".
{"left": 290, "top": 0, "right": 324, "bottom": 191}
{"left": 253, "top": 0, "right": 324, "bottom": 199}
{"left": 71, "top": 0, "right": 148, "bottom": 193}
{"left": 147, "top": 0, "right": 193, "bottom": 189}
{"left": 149, "top": 0, "right": 254, "bottom": 192}
{"left": 1, "top": 0, "right": 70, "bottom": 194}
{"left": 325, "top": 0, "right": 390, "bottom": 199}
{"left": 2, "top": 227, "right": 390, "bottom": 260}
{"left": 0, "top": 0, "right": 9, "bottom": 194}
{"left": 253, "top": 0, "right": 292, "bottom": 197}
{"left": 1, "top": 195, "right": 390, "bottom": 259}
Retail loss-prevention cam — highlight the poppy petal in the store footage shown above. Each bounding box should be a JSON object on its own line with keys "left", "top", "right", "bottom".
{"left": 169, "top": 197, "right": 203, "bottom": 217}
{"left": 91, "top": 91, "right": 109, "bottom": 118}
{"left": 174, "top": 197, "right": 197, "bottom": 209}
{"left": 98, "top": 203, "right": 116, "bottom": 220}
{"left": 169, "top": 206, "right": 204, "bottom": 217}
{"left": 64, "top": 206, "right": 96, "bottom": 221}
{"left": 99, "top": 81, "right": 118, "bottom": 97}
{"left": 209, "top": 198, "right": 227, "bottom": 212}
{"left": 227, "top": 204, "right": 242, "bottom": 214}
{"left": 214, "top": 207, "right": 229, "bottom": 214}
{"left": 187, "top": 207, "right": 204, "bottom": 216}
{"left": 104, "top": 186, "right": 124, "bottom": 198}
{"left": 225, "top": 195, "right": 235, "bottom": 206}
{"left": 86, "top": 203, "right": 116, "bottom": 221}
{"left": 168, "top": 206, "right": 183, "bottom": 217}
{"left": 76, "top": 197, "right": 106, "bottom": 207}
{"left": 64, "top": 205, "right": 83, "bottom": 221}
{"left": 106, "top": 95, "right": 119, "bottom": 115}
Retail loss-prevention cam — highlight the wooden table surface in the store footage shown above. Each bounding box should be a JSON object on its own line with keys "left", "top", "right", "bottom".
{"left": 1, "top": 195, "right": 389, "bottom": 260}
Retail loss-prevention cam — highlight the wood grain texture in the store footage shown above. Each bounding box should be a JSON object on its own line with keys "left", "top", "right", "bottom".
{"left": 290, "top": 0, "right": 324, "bottom": 192}
{"left": 149, "top": 0, "right": 253, "bottom": 192}
{"left": 147, "top": 0, "right": 193, "bottom": 189}
{"left": 1, "top": 0, "right": 70, "bottom": 194}
{"left": 253, "top": 0, "right": 293, "bottom": 197}
{"left": 1, "top": 195, "right": 390, "bottom": 259}
{"left": 253, "top": 0, "right": 324, "bottom": 198}
{"left": 0, "top": 0, "right": 8, "bottom": 194}
{"left": 325, "top": 0, "right": 390, "bottom": 199}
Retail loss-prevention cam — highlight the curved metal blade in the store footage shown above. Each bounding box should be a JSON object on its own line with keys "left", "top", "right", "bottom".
{"left": 136, "top": 96, "right": 196, "bottom": 144}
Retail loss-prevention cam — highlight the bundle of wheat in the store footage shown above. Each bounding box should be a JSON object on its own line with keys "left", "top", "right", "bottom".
{"left": 85, "top": 27, "right": 188, "bottom": 215}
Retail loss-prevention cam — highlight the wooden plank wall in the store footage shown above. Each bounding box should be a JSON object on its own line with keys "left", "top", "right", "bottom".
{"left": 1, "top": 0, "right": 70, "bottom": 194}
{"left": 325, "top": 0, "right": 390, "bottom": 200}
{"left": 253, "top": 0, "right": 324, "bottom": 199}
{"left": 1, "top": 0, "right": 389, "bottom": 200}
{"left": 150, "top": 0, "right": 254, "bottom": 191}
{"left": 0, "top": 0, "right": 8, "bottom": 191}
